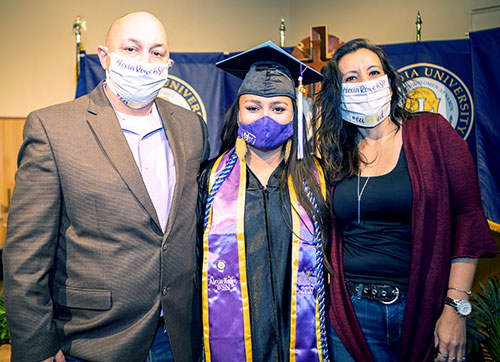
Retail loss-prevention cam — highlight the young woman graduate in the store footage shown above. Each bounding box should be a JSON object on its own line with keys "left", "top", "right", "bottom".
{"left": 198, "top": 41, "right": 330, "bottom": 362}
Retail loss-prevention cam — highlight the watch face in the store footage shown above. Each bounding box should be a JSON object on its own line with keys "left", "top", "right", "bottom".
{"left": 457, "top": 300, "right": 472, "bottom": 315}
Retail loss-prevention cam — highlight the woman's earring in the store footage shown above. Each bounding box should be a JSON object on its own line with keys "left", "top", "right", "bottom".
{"left": 235, "top": 137, "right": 247, "bottom": 161}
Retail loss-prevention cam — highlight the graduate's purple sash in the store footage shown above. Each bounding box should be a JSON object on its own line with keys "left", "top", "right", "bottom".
{"left": 202, "top": 149, "right": 328, "bottom": 362}
{"left": 288, "top": 164, "right": 328, "bottom": 362}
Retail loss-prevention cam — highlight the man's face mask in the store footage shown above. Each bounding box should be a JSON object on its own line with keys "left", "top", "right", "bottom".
{"left": 340, "top": 74, "right": 392, "bottom": 127}
{"left": 105, "top": 50, "right": 170, "bottom": 109}
{"left": 238, "top": 115, "right": 293, "bottom": 151}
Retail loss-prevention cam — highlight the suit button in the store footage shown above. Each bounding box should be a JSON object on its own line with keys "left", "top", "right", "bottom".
{"left": 162, "top": 286, "right": 167, "bottom": 295}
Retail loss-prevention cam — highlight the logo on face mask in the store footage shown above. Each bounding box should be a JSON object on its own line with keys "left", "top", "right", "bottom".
{"left": 240, "top": 131, "right": 256, "bottom": 144}
{"left": 158, "top": 75, "right": 207, "bottom": 122}
{"left": 399, "top": 63, "right": 473, "bottom": 140}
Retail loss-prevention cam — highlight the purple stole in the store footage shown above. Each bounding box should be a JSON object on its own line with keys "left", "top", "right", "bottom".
{"left": 202, "top": 148, "right": 328, "bottom": 362}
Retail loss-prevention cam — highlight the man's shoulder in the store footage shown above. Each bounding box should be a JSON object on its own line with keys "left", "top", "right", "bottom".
{"left": 31, "top": 83, "right": 108, "bottom": 120}
{"left": 30, "top": 94, "right": 91, "bottom": 120}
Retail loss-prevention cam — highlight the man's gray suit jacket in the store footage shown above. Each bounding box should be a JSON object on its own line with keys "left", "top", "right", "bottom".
{"left": 3, "top": 82, "right": 209, "bottom": 362}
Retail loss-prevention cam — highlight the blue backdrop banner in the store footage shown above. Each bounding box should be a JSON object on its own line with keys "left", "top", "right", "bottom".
{"left": 381, "top": 39, "right": 476, "bottom": 155}
{"left": 76, "top": 29, "right": 499, "bottom": 228}
{"left": 469, "top": 27, "right": 500, "bottom": 231}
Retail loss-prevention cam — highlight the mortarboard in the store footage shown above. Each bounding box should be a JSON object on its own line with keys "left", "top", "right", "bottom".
{"left": 216, "top": 41, "right": 322, "bottom": 100}
{"left": 216, "top": 41, "right": 323, "bottom": 159}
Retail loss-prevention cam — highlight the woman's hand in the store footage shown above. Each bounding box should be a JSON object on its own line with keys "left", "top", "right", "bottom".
{"left": 434, "top": 257, "right": 478, "bottom": 362}
{"left": 434, "top": 306, "right": 467, "bottom": 362}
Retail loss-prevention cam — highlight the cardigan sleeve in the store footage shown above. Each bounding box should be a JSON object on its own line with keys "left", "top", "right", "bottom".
{"left": 436, "top": 115, "right": 498, "bottom": 258}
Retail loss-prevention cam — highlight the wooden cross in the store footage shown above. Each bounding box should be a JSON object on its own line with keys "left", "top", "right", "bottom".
{"left": 292, "top": 25, "right": 344, "bottom": 96}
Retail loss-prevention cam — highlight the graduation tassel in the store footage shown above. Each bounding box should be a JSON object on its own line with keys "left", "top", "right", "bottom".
{"left": 297, "top": 65, "right": 307, "bottom": 160}
{"left": 235, "top": 136, "right": 247, "bottom": 161}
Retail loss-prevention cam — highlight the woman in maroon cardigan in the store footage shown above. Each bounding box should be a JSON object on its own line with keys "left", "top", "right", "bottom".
{"left": 312, "top": 38, "right": 498, "bottom": 362}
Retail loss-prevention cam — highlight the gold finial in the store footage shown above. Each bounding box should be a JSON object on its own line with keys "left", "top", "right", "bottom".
{"left": 416, "top": 11, "right": 422, "bottom": 42}
{"left": 279, "top": 19, "right": 286, "bottom": 47}
{"left": 73, "top": 16, "right": 87, "bottom": 81}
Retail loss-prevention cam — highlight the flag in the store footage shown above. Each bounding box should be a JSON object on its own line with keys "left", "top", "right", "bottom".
{"left": 470, "top": 27, "right": 500, "bottom": 230}
{"left": 381, "top": 39, "right": 476, "bottom": 154}
{"left": 380, "top": 31, "right": 500, "bottom": 229}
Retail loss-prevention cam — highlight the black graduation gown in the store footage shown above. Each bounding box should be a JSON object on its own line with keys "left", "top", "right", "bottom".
{"left": 198, "top": 160, "right": 292, "bottom": 362}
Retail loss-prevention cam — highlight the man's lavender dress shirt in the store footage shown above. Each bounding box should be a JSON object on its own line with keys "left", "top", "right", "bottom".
{"left": 116, "top": 103, "right": 176, "bottom": 233}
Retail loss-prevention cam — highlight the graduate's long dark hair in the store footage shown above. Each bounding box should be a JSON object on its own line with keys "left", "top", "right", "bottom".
{"left": 312, "top": 38, "right": 410, "bottom": 182}
{"left": 219, "top": 98, "right": 331, "bottom": 264}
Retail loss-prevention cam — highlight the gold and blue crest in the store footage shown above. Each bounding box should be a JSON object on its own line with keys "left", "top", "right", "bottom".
{"left": 400, "top": 63, "right": 474, "bottom": 140}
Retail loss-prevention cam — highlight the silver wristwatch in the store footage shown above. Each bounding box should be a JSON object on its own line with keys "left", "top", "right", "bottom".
{"left": 444, "top": 296, "right": 472, "bottom": 316}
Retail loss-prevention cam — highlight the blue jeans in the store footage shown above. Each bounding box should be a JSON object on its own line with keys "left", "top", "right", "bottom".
{"left": 64, "top": 325, "right": 174, "bottom": 362}
{"left": 145, "top": 324, "right": 174, "bottom": 362}
{"left": 328, "top": 295, "right": 406, "bottom": 362}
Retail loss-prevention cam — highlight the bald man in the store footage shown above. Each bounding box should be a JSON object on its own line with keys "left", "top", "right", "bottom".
{"left": 3, "top": 12, "right": 208, "bottom": 362}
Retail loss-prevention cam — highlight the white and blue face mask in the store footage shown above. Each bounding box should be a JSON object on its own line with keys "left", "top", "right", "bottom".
{"left": 105, "top": 50, "right": 170, "bottom": 109}
{"left": 340, "top": 74, "right": 392, "bottom": 127}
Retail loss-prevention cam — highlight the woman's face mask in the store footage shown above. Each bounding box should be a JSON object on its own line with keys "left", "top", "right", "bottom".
{"left": 340, "top": 74, "right": 392, "bottom": 127}
{"left": 238, "top": 115, "right": 293, "bottom": 150}
{"left": 238, "top": 94, "right": 294, "bottom": 150}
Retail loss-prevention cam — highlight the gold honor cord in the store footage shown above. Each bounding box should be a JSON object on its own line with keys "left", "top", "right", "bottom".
{"left": 314, "top": 159, "right": 327, "bottom": 200}
{"left": 315, "top": 295, "right": 323, "bottom": 362}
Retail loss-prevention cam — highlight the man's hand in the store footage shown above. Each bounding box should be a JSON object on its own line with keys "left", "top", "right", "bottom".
{"left": 42, "top": 349, "right": 65, "bottom": 362}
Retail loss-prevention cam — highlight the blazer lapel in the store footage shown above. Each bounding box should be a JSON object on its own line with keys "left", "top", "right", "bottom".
{"left": 86, "top": 83, "right": 161, "bottom": 230}
{"left": 155, "top": 100, "right": 186, "bottom": 238}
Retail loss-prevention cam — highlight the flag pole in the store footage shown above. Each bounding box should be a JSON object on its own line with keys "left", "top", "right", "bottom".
{"left": 73, "top": 16, "right": 86, "bottom": 83}
{"left": 415, "top": 11, "right": 422, "bottom": 42}
{"left": 279, "top": 19, "right": 286, "bottom": 47}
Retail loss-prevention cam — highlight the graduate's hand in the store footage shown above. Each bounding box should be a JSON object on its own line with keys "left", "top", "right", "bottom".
{"left": 433, "top": 306, "right": 466, "bottom": 362}
{"left": 42, "top": 349, "right": 66, "bottom": 362}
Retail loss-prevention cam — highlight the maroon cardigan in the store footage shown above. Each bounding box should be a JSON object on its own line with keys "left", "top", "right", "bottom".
{"left": 327, "top": 113, "right": 498, "bottom": 362}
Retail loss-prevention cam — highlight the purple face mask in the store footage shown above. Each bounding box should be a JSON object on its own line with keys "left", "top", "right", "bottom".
{"left": 238, "top": 115, "right": 293, "bottom": 150}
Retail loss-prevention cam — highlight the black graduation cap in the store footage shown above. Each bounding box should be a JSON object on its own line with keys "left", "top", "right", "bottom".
{"left": 216, "top": 41, "right": 322, "bottom": 100}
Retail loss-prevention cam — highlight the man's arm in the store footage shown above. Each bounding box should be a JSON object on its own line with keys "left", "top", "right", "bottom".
{"left": 3, "top": 111, "right": 62, "bottom": 362}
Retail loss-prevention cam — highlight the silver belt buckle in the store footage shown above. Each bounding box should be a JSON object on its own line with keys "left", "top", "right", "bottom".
{"left": 381, "top": 287, "right": 400, "bottom": 305}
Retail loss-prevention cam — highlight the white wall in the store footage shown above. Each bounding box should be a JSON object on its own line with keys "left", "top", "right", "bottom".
{"left": 0, "top": 0, "right": 498, "bottom": 117}
{"left": 0, "top": 0, "right": 291, "bottom": 117}
{"left": 289, "top": 0, "right": 500, "bottom": 46}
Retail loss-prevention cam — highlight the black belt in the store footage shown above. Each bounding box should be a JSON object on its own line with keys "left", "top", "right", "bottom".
{"left": 346, "top": 280, "right": 405, "bottom": 304}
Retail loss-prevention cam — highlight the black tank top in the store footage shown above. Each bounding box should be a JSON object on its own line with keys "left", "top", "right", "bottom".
{"left": 333, "top": 148, "right": 413, "bottom": 290}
